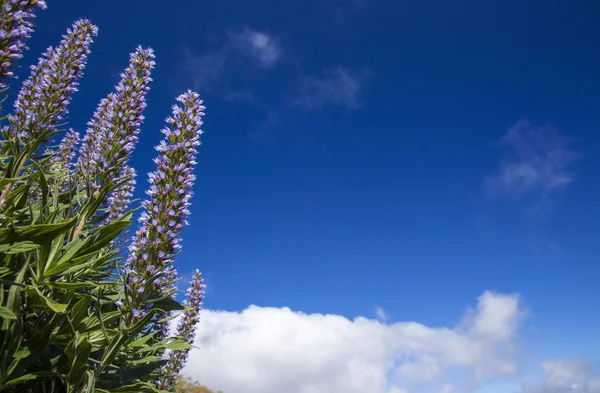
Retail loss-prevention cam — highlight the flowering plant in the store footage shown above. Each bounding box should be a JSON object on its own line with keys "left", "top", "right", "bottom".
{"left": 0, "top": 2, "right": 207, "bottom": 392}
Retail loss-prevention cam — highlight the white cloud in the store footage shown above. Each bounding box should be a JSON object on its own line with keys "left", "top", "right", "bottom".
{"left": 521, "top": 360, "right": 600, "bottom": 393}
{"left": 294, "top": 67, "right": 368, "bottom": 110}
{"left": 467, "top": 289, "right": 524, "bottom": 342}
{"left": 228, "top": 28, "right": 281, "bottom": 68}
{"left": 375, "top": 305, "right": 389, "bottom": 322}
{"left": 181, "top": 291, "right": 523, "bottom": 393}
{"left": 485, "top": 120, "right": 579, "bottom": 199}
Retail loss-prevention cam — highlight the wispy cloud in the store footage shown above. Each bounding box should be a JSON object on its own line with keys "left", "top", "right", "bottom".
{"left": 228, "top": 28, "right": 281, "bottom": 68}
{"left": 521, "top": 359, "right": 600, "bottom": 393}
{"left": 178, "top": 28, "right": 281, "bottom": 99}
{"left": 181, "top": 46, "right": 227, "bottom": 93}
{"left": 375, "top": 305, "right": 389, "bottom": 322}
{"left": 485, "top": 120, "right": 579, "bottom": 199}
{"left": 294, "top": 67, "right": 368, "bottom": 110}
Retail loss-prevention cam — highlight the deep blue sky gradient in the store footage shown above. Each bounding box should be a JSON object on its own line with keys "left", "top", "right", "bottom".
{"left": 12, "top": 0, "right": 600, "bottom": 365}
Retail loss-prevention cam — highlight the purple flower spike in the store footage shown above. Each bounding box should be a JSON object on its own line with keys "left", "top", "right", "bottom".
{"left": 106, "top": 165, "right": 136, "bottom": 221}
{"left": 123, "top": 90, "right": 204, "bottom": 319}
{"left": 157, "top": 270, "right": 206, "bottom": 389}
{"left": 47, "top": 128, "right": 80, "bottom": 168}
{"left": 177, "top": 270, "right": 205, "bottom": 344}
{"left": 77, "top": 46, "right": 155, "bottom": 190}
{"left": 0, "top": 0, "right": 47, "bottom": 91}
{"left": 6, "top": 19, "right": 98, "bottom": 143}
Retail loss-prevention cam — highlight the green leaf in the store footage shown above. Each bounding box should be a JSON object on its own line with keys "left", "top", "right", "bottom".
{"left": 128, "top": 333, "right": 156, "bottom": 348}
{"left": 146, "top": 296, "right": 185, "bottom": 312}
{"left": 115, "top": 359, "right": 167, "bottom": 384}
{"left": 0, "top": 241, "right": 41, "bottom": 254}
{"left": 53, "top": 235, "right": 88, "bottom": 267}
{"left": 161, "top": 338, "right": 194, "bottom": 352}
{"left": 11, "top": 348, "right": 31, "bottom": 361}
{"left": 0, "top": 217, "right": 77, "bottom": 245}
{"left": 79, "top": 311, "right": 122, "bottom": 332}
{"left": 86, "top": 329, "right": 118, "bottom": 352}
{"left": 0, "top": 371, "right": 61, "bottom": 390}
{"left": 70, "top": 296, "right": 91, "bottom": 324}
{"left": 0, "top": 306, "right": 16, "bottom": 320}
{"left": 43, "top": 232, "right": 67, "bottom": 273}
{"left": 46, "top": 254, "right": 104, "bottom": 278}
{"left": 0, "top": 177, "right": 20, "bottom": 189}
{"left": 6, "top": 326, "right": 52, "bottom": 382}
{"left": 45, "top": 250, "right": 117, "bottom": 278}
{"left": 41, "top": 280, "right": 102, "bottom": 290}
{"left": 66, "top": 333, "right": 92, "bottom": 386}
{"left": 75, "top": 214, "right": 132, "bottom": 256}
{"left": 2, "top": 182, "right": 29, "bottom": 210}
{"left": 25, "top": 287, "right": 68, "bottom": 313}
{"left": 84, "top": 369, "right": 96, "bottom": 393}
{"left": 103, "top": 381, "right": 162, "bottom": 393}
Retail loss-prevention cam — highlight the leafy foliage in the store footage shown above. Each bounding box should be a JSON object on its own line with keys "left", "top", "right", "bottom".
{"left": 0, "top": 3, "right": 206, "bottom": 393}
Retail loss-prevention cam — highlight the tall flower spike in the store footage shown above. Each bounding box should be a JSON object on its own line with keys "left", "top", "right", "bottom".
{"left": 76, "top": 46, "right": 155, "bottom": 190}
{"left": 124, "top": 90, "right": 205, "bottom": 320}
{"left": 106, "top": 165, "right": 136, "bottom": 221}
{"left": 28, "top": 128, "right": 79, "bottom": 202}
{"left": 6, "top": 19, "right": 98, "bottom": 142}
{"left": 0, "top": 0, "right": 47, "bottom": 90}
{"left": 157, "top": 270, "right": 206, "bottom": 390}
{"left": 47, "top": 128, "right": 80, "bottom": 168}
{"left": 76, "top": 96, "right": 113, "bottom": 183}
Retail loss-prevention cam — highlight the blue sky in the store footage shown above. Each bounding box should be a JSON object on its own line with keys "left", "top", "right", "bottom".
{"left": 12, "top": 1, "right": 600, "bottom": 392}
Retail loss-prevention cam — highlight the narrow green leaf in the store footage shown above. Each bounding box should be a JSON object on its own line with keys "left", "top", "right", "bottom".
{"left": 0, "top": 241, "right": 40, "bottom": 254}
{"left": 0, "top": 371, "right": 61, "bottom": 389}
{"left": 66, "top": 333, "right": 92, "bottom": 386}
{"left": 0, "top": 217, "right": 77, "bottom": 244}
{"left": 105, "top": 382, "right": 161, "bottom": 393}
{"left": 146, "top": 295, "right": 184, "bottom": 309}
{"left": 84, "top": 369, "right": 96, "bottom": 393}
{"left": 0, "top": 306, "right": 16, "bottom": 320}
{"left": 32, "top": 287, "right": 68, "bottom": 313}
{"left": 41, "top": 280, "right": 102, "bottom": 290}
{"left": 0, "top": 177, "right": 20, "bottom": 189}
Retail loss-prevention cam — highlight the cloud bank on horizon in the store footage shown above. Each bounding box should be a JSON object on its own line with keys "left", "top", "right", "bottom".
{"left": 179, "top": 292, "right": 599, "bottom": 393}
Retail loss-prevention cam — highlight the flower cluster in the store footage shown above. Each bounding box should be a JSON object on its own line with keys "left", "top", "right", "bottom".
{"left": 124, "top": 90, "right": 205, "bottom": 319}
{"left": 106, "top": 165, "right": 136, "bottom": 221}
{"left": 177, "top": 270, "right": 205, "bottom": 344}
{"left": 39, "top": 128, "right": 80, "bottom": 195}
{"left": 6, "top": 19, "right": 97, "bottom": 142}
{"left": 157, "top": 270, "right": 206, "bottom": 390}
{"left": 77, "top": 46, "right": 154, "bottom": 191}
{"left": 47, "top": 128, "right": 79, "bottom": 167}
{"left": 76, "top": 96, "right": 110, "bottom": 179}
{"left": 0, "top": 0, "right": 47, "bottom": 90}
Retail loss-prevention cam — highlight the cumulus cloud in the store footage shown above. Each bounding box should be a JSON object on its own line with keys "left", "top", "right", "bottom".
{"left": 294, "top": 67, "right": 368, "bottom": 110}
{"left": 181, "top": 291, "right": 523, "bottom": 393}
{"left": 521, "top": 360, "right": 600, "bottom": 393}
{"left": 485, "top": 120, "right": 579, "bottom": 199}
